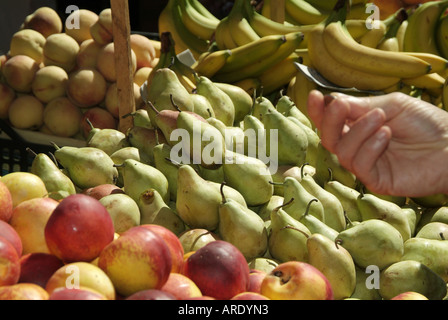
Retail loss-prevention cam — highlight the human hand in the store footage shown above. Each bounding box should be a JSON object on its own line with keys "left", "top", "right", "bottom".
{"left": 307, "top": 90, "right": 448, "bottom": 197}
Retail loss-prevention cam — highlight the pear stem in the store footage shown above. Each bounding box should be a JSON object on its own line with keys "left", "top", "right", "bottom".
{"left": 273, "top": 197, "right": 295, "bottom": 213}
{"left": 113, "top": 163, "right": 125, "bottom": 168}
{"left": 327, "top": 167, "right": 333, "bottom": 183}
{"left": 121, "top": 111, "right": 135, "bottom": 119}
{"left": 50, "top": 141, "right": 60, "bottom": 150}
{"left": 189, "top": 231, "right": 213, "bottom": 253}
{"left": 300, "top": 162, "right": 310, "bottom": 179}
{"left": 169, "top": 94, "right": 182, "bottom": 112}
{"left": 26, "top": 147, "right": 37, "bottom": 157}
{"left": 164, "top": 157, "right": 182, "bottom": 168}
{"left": 280, "top": 225, "right": 309, "bottom": 238}
{"left": 147, "top": 101, "right": 160, "bottom": 115}
{"left": 303, "top": 198, "right": 318, "bottom": 217}
{"left": 155, "top": 128, "right": 160, "bottom": 145}
{"left": 440, "top": 232, "right": 446, "bottom": 241}
{"left": 269, "top": 181, "right": 284, "bottom": 186}
{"left": 220, "top": 181, "right": 227, "bottom": 204}
{"left": 48, "top": 152, "right": 59, "bottom": 166}
{"left": 85, "top": 118, "right": 95, "bottom": 130}
{"left": 335, "top": 238, "right": 343, "bottom": 249}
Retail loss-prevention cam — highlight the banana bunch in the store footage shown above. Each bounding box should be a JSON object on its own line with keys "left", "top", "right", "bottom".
{"left": 158, "top": 0, "right": 219, "bottom": 59}
{"left": 403, "top": 0, "right": 448, "bottom": 56}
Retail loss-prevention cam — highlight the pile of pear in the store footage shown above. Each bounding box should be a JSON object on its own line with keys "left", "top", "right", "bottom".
{"left": 26, "top": 58, "right": 448, "bottom": 300}
{"left": 0, "top": 6, "right": 160, "bottom": 139}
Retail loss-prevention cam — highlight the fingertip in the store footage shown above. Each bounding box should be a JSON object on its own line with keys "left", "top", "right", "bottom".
{"left": 307, "top": 90, "right": 324, "bottom": 129}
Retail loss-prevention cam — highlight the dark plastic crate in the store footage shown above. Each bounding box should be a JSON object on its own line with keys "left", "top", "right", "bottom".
{"left": 0, "top": 120, "right": 53, "bottom": 175}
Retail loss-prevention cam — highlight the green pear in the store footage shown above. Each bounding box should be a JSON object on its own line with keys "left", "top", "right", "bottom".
{"left": 85, "top": 119, "right": 129, "bottom": 156}
{"left": 307, "top": 233, "right": 357, "bottom": 300}
{"left": 300, "top": 167, "right": 346, "bottom": 232}
{"left": 144, "top": 101, "right": 181, "bottom": 145}
{"left": 270, "top": 164, "right": 314, "bottom": 196}
{"left": 415, "top": 206, "right": 448, "bottom": 234}
{"left": 153, "top": 143, "right": 180, "bottom": 201}
{"left": 324, "top": 174, "right": 363, "bottom": 223}
{"left": 222, "top": 150, "right": 274, "bottom": 207}
{"left": 279, "top": 177, "right": 325, "bottom": 222}
{"left": 195, "top": 75, "right": 235, "bottom": 126}
{"left": 52, "top": 144, "right": 118, "bottom": 190}
{"left": 176, "top": 165, "right": 246, "bottom": 231}
{"left": 126, "top": 126, "right": 167, "bottom": 164}
{"left": 298, "top": 199, "right": 339, "bottom": 241}
{"left": 110, "top": 146, "right": 151, "bottom": 187}
{"left": 401, "top": 237, "right": 448, "bottom": 282}
{"left": 364, "top": 187, "right": 407, "bottom": 207}
{"left": 99, "top": 193, "right": 140, "bottom": 234}
{"left": 218, "top": 183, "right": 268, "bottom": 260}
{"left": 258, "top": 195, "right": 284, "bottom": 221}
{"left": 261, "top": 107, "right": 308, "bottom": 167}
{"left": 287, "top": 116, "right": 319, "bottom": 167}
{"left": 214, "top": 82, "right": 253, "bottom": 124}
{"left": 189, "top": 93, "right": 215, "bottom": 120}
{"left": 196, "top": 165, "right": 225, "bottom": 184}
{"left": 175, "top": 109, "right": 226, "bottom": 169}
{"left": 29, "top": 150, "right": 76, "bottom": 200}
{"left": 146, "top": 67, "right": 194, "bottom": 124}
{"left": 252, "top": 95, "right": 275, "bottom": 121}
{"left": 122, "top": 109, "right": 153, "bottom": 129}
{"left": 379, "top": 260, "right": 447, "bottom": 300}
{"left": 268, "top": 199, "right": 311, "bottom": 263}
{"left": 313, "top": 142, "right": 357, "bottom": 188}
{"left": 242, "top": 114, "right": 264, "bottom": 159}
{"left": 336, "top": 219, "right": 404, "bottom": 270}
{"left": 137, "top": 188, "right": 185, "bottom": 236}
{"left": 118, "top": 159, "right": 170, "bottom": 204}
{"left": 401, "top": 203, "right": 423, "bottom": 237}
{"left": 350, "top": 266, "right": 382, "bottom": 300}
{"left": 247, "top": 257, "right": 279, "bottom": 274}
{"left": 356, "top": 191, "right": 411, "bottom": 241}
{"left": 415, "top": 222, "right": 448, "bottom": 240}
{"left": 276, "top": 94, "right": 312, "bottom": 129}
{"left": 411, "top": 193, "right": 448, "bottom": 208}
{"left": 207, "top": 117, "right": 245, "bottom": 154}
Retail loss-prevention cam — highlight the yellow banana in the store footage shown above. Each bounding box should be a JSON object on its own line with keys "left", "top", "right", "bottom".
{"left": 178, "top": 0, "right": 219, "bottom": 41}
{"left": 303, "top": 0, "right": 337, "bottom": 11}
{"left": 261, "top": 0, "right": 272, "bottom": 19}
{"left": 403, "top": 0, "right": 448, "bottom": 55}
{"left": 295, "top": 48, "right": 312, "bottom": 67}
{"left": 308, "top": 24, "right": 400, "bottom": 91}
{"left": 212, "top": 31, "right": 304, "bottom": 83}
{"left": 358, "top": 20, "right": 387, "bottom": 48}
{"left": 244, "top": 0, "right": 313, "bottom": 37}
{"left": 214, "top": 16, "right": 237, "bottom": 50}
{"left": 188, "top": 0, "right": 220, "bottom": 21}
{"left": 227, "top": 0, "right": 260, "bottom": 47}
{"left": 232, "top": 77, "right": 261, "bottom": 97}
{"left": 377, "top": 9, "right": 407, "bottom": 52}
{"left": 396, "top": 20, "right": 408, "bottom": 52}
{"left": 287, "top": 74, "right": 297, "bottom": 103}
{"left": 285, "top": 0, "right": 329, "bottom": 25}
{"left": 345, "top": 19, "right": 370, "bottom": 40}
{"left": 259, "top": 54, "right": 302, "bottom": 95}
{"left": 400, "top": 52, "right": 448, "bottom": 75}
{"left": 442, "top": 78, "right": 448, "bottom": 110}
{"left": 159, "top": 0, "right": 210, "bottom": 59}
{"left": 289, "top": 66, "right": 317, "bottom": 120}
{"left": 218, "top": 34, "right": 289, "bottom": 74}
{"left": 192, "top": 49, "right": 232, "bottom": 78}
{"left": 402, "top": 72, "right": 445, "bottom": 91}
{"left": 436, "top": 13, "right": 448, "bottom": 60}
{"left": 322, "top": 20, "right": 431, "bottom": 78}
{"left": 346, "top": 2, "right": 370, "bottom": 20}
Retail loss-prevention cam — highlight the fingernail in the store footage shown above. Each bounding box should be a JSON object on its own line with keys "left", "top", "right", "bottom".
{"left": 324, "top": 94, "right": 337, "bottom": 106}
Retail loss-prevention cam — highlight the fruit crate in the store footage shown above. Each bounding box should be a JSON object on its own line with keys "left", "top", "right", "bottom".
{"left": 0, "top": 119, "right": 86, "bottom": 175}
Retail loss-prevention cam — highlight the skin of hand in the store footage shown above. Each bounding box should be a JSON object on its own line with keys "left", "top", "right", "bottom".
{"left": 307, "top": 90, "right": 448, "bottom": 197}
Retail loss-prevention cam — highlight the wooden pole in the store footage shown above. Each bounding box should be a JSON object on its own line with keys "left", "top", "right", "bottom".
{"left": 110, "top": 0, "right": 135, "bottom": 134}
{"left": 271, "top": 0, "right": 285, "bottom": 23}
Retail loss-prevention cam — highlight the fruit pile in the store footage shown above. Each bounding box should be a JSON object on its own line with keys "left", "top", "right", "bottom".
{"left": 0, "top": 6, "right": 160, "bottom": 139}
{"left": 1, "top": 0, "right": 448, "bottom": 301}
